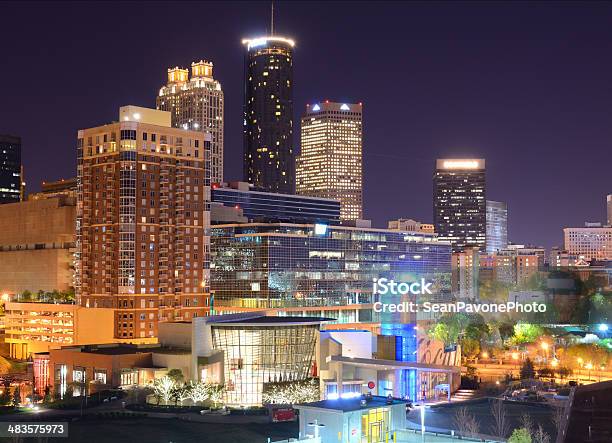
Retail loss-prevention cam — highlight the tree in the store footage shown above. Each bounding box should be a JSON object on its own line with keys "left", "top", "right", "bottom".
{"left": 490, "top": 399, "right": 510, "bottom": 439}
{"left": 12, "top": 386, "right": 21, "bottom": 406}
{"left": 207, "top": 383, "right": 225, "bottom": 408}
{"left": 262, "top": 379, "right": 319, "bottom": 405}
{"left": 508, "top": 428, "right": 532, "bottom": 443}
{"left": 43, "top": 386, "right": 52, "bottom": 404}
{"left": 564, "top": 343, "right": 609, "bottom": 368}
{"left": 21, "top": 290, "right": 32, "bottom": 302}
{"left": 189, "top": 381, "right": 210, "bottom": 405}
{"left": 520, "top": 358, "right": 536, "bottom": 380}
{"left": 153, "top": 376, "right": 175, "bottom": 405}
{"left": 510, "top": 323, "right": 544, "bottom": 346}
{"left": 453, "top": 406, "right": 480, "bottom": 438}
{"left": 557, "top": 367, "right": 572, "bottom": 380}
{"left": 0, "top": 382, "right": 11, "bottom": 405}
{"left": 532, "top": 425, "right": 551, "bottom": 443}
{"left": 461, "top": 338, "right": 480, "bottom": 361}
{"left": 537, "top": 367, "right": 555, "bottom": 380}
{"left": 166, "top": 369, "right": 184, "bottom": 384}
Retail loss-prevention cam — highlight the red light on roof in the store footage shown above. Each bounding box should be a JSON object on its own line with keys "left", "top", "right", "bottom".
{"left": 235, "top": 205, "right": 240, "bottom": 209}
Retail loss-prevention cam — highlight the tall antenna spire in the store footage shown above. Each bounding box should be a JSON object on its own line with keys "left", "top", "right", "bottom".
{"left": 271, "top": 1, "right": 274, "bottom": 36}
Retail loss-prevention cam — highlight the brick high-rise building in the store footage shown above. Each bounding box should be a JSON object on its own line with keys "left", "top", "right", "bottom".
{"left": 157, "top": 62, "right": 224, "bottom": 183}
{"left": 77, "top": 106, "right": 211, "bottom": 339}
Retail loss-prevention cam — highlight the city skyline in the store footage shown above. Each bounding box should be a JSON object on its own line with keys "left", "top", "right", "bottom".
{"left": 1, "top": 2, "right": 612, "bottom": 251}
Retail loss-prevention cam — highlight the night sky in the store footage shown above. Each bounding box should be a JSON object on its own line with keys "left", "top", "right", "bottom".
{"left": 1, "top": 1, "right": 611, "bottom": 251}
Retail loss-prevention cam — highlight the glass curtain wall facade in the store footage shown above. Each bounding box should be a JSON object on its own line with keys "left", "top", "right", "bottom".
{"left": 0, "top": 134, "right": 22, "bottom": 203}
{"left": 210, "top": 223, "right": 451, "bottom": 323}
{"left": 486, "top": 200, "right": 508, "bottom": 254}
{"left": 211, "top": 185, "right": 340, "bottom": 224}
{"left": 211, "top": 322, "right": 318, "bottom": 406}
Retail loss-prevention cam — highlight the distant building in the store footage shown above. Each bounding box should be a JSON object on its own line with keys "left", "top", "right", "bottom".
{"left": 486, "top": 200, "right": 508, "bottom": 253}
{"left": 0, "top": 134, "right": 23, "bottom": 203}
{"left": 549, "top": 247, "right": 584, "bottom": 268}
{"left": 28, "top": 178, "right": 77, "bottom": 201}
{"left": 479, "top": 252, "right": 539, "bottom": 286}
{"left": 211, "top": 181, "right": 340, "bottom": 224}
{"left": 243, "top": 36, "right": 295, "bottom": 194}
{"left": 563, "top": 224, "right": 612, "bottom": 261}
{"left": 433, "top": 159, "right": 486, "bottom": 252}
{"left": 77, "top": 106, "right": 211, "bottom": 339}
{"left": 607, "top": 194, "right": 612, "bottom": 226}
{"left": 0, "top": 196, "right": 76, "bottom": 295}
{"left": 156, "top": 62, "right": 224, "bottom": 183}
{"left": 451, "top": 247, "right": 479, "bottom": 299}
{"left": 500, "top": 244, "right": 546, "bottom": 269}
{"left": 387, "top": 218, "right": 435, "bottom": 235}
{"left": 297, "top": 102, "right": 363, "bottom": 221}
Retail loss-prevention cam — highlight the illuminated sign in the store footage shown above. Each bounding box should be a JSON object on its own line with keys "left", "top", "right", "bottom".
{"left": 340, "top": 103, "right": 350, "bottom": 111}
{"left": 242, "top": 36, "right": 296, "bottom": 50}
{"left": 441, "top": 160, "right": 481, "bottom": 169}
{"left": 311, "top": 104, "right": 321, "bottom": 111}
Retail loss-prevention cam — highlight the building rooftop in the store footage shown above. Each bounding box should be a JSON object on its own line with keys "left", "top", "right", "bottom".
{"left": 295, "top": 395, "right": 408, "bottom": 413}
{"left": 56, "top": 344, "right": 161, "bottom": 356}
{"left": 210, "top": 315, "right": 333, "bottom": 326}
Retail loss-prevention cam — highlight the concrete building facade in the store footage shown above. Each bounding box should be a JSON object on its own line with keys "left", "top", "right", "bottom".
{"left": 0, "top": 196, "right": 76, "bottom": 295}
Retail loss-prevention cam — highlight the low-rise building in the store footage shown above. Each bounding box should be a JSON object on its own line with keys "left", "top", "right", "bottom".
{"left": 3, "top": 302, "right": 154, "bottom": 359}
{"left": 387, "top": 219, "right": 435, "bottom": 235}
{"left": 33, "top": 343, "right": 183, "bottom": 397}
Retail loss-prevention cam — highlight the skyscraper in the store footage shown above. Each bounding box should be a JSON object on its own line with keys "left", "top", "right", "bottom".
{"left": 607, "top": 194, "right": 611, "bottom": 226}
{"left": 242, "top": 36, "right": 295, "bottom": 194}
{"left": 296, "top": 102, "right": 363, "bottom": 221}
{"left": 433, "top": 159, "right": 486, "bottom": 252}
{"left": 157, "top": 61, "right": 224, "bottom": 183}
{"left": 486, "top": 200, "right": 508, "bottom": 253}
{"left": 0, "top": 134, "right": 23, "bottom": 203}
{"left": 77, "top": 105, "right": 211, "bottom": 339}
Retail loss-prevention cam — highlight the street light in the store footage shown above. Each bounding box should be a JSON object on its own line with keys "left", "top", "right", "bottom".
{"left": 541, "top": 342, "right": 549, "bottom": 364}
{"left": 577, "top": 357, "right": 584, "bottom": 379}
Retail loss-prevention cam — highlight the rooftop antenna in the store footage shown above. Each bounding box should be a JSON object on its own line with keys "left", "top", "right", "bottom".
{"left": 271, "top": 1, "right": 274, "bottom": 36}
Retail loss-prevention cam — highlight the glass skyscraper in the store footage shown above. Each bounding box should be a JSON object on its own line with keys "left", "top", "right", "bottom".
{"left": 0, "top": 134, "right": 22, "bottom": 204}
{"left": 242, "top": 36, "right": 295, "bottom": 194}
{"left": 486, "top": 200, "right": 508, "bottom": 253}
{"left": 210, "top": 223, "right": 451, "bottom": 324}
{"left": 433, "top": 159, "right": 486, "bottom": 252}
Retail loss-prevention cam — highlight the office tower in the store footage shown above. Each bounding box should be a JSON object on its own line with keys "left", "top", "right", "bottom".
{"left": 211, "top": 181, "right": 340, "bottom": 224}
{"left": 297, "top": 102, "right": 363, "bottom": 221}
{"left": 77, "top": 106, "right": 211, "bottom": 339}
{"left": 486, "top": 200, "right": 508, "bottom": 254}
{"left": 157, "top": 62, "right": 224, "bottom": 183}
{"left": 210, "top": 222, "right": 451, "bottom": 322}
{"left": 0, "top": 134, "right": 23, "bottom": 203}
{"left": 433, "top": 159, "right": 486, "bottom": 252}
{"left": 563, "top": 223, "right": 612, "bottom": 261}
{"left": 607, "top": 194, "right": 612, "bottom": 226}
{"left": 242, "top": 36, "right": 295, "bottom": 194}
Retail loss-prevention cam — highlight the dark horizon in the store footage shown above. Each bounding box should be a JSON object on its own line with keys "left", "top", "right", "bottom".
{"left": 1, "top": 1, "right": 611, "bottom": 251}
